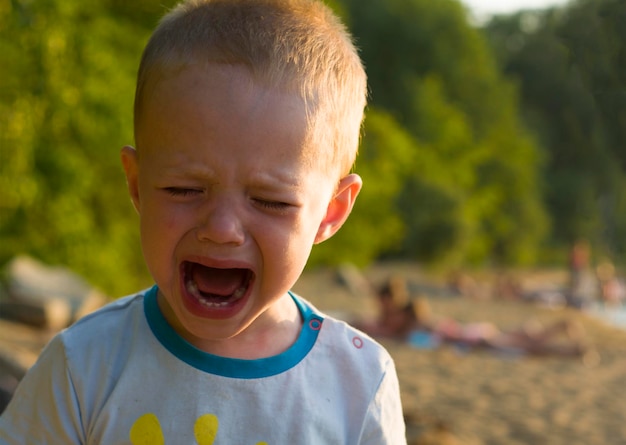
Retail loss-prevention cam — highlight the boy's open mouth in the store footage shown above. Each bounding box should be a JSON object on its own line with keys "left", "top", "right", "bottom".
{"left": 183, "top": 261, "right": 254, "bottom": 309}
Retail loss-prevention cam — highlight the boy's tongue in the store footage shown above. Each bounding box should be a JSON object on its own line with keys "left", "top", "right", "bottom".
{"left": 191, "top": 264, "right": 246, "bottom": 296}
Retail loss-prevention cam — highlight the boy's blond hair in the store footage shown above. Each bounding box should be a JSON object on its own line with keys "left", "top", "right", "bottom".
{"left": 134, "top": 0, "right": 367, "bottom": 177}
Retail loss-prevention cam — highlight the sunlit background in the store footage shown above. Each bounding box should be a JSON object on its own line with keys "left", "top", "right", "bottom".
{"left": 4, "top": 0, "right": 624, "bottom": 296}
{"left": 464, "top": 0, "right": 570, "bottom": 15}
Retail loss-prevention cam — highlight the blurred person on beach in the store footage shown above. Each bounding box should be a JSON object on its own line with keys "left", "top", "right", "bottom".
{"left": 447, "top": 270, "right": 479, "bottom": 299}
{"left": 0, "top": 1, "right": 406, "bottom": 443}
{"left": 596, "top": 260, "right": 625, "bottom": 307}
{"left": 428, "top": 314, "right": 590, "bottom": 358}
{"left": 358, "top": 277, "right": 592, "bottom": 360}
{"left": 493, "top": 271, "right": 523, "bottom": 301}
{"left": 566, "top": 239, "right": 597, "bottom": 308}
{"left": 569, "top": 239, "right": 590, "bottom": 288}
{"left": 354, "top": 275, "right": 417, "bottom": 340}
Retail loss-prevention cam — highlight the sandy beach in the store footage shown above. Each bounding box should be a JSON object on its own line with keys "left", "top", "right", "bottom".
{"left": 293, "top": 263, "right": 626, "bottom": 445}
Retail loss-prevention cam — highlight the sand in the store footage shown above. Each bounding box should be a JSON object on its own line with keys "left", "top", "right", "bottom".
{"left": 293, "top": 263, "right": 626, "bottom": 445}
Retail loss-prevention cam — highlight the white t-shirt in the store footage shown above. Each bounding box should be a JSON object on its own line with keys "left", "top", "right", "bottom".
{"left": 0, "top": 286, "right": 406, "bottom": 444}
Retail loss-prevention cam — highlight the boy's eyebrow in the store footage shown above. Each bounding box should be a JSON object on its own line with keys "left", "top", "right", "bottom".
{"left": 155, "top": 163, "right": 304, "bottom": 190}
{"left": 249, "top": 168, "right": 302, "bottom": 188}
{"left": 155, "top": 163, "right": 216, "bottom": 181}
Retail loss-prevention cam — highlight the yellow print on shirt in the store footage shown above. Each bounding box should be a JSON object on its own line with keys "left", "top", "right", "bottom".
{"left": 130, "top": 413, "right": 268, "bottom": 445}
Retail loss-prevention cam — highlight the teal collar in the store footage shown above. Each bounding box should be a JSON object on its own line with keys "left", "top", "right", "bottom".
{"left": 143, "top": 285, "right": 323, "bottom": 379}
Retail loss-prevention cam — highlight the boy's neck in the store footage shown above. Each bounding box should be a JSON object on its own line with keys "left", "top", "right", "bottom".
{"left": 158, "top": 292, "right": 303, "bottom": 359}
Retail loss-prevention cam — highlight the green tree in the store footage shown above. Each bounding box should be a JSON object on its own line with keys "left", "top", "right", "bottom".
{"left": 485, "top": 0, "right": 626, "bottom": 259}
{"left": 0, "top": 0, "right": 172, "bottom": 295}
{"left": 335, "top": 0, "right": 548, "bottom": 266}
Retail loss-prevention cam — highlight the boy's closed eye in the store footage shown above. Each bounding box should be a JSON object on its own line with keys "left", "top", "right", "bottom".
{"left": 162, "top": 187, "right": 204, "bottom": 197}
{"left": 162, "top": 187, "right": 294, "bottom": 211}
{"left": 252, "top": 198, "right": 293, "bottom": 211}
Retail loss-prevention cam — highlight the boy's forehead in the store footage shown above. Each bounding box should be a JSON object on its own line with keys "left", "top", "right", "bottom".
{"left": 137, "top": 63, "right": 336, "bottom": 172}
{"left": 140, "top": 62, "right": 311, "bottom": 123}
{"left": 139, "top": 60, "right": 354, "bottom": 180}
{"left": 146, "top": 65, "right": 310, "bottom": 127}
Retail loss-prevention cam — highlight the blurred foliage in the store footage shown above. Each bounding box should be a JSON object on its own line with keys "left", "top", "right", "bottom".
{"left": 2, "top": 0, "right": 622, "bottom": 295}
{"left": 0, "top": 0, "right": 177, "bottom": 295}
{"left": 312, "top": 0, "right": 548, "bottom": 268}
{"left": 484, "top": 0, "right": 626, "bottom": 261}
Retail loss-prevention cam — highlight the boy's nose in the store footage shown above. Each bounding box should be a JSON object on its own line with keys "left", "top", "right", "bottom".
{"left": 196, "top": 198, "right": 245, "bottom": 246}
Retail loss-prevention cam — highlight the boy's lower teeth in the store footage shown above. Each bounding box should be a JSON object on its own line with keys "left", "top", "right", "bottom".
{"left": 185, "top": 280, "right": 245, "bottom": 308}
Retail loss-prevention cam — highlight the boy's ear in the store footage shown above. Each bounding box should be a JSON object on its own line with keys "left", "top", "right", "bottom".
{"left": 314, "top": 173, "right": 362, "bottom": 244}
{"left": 120, "top": 145, "right": 140, "bottom": 212}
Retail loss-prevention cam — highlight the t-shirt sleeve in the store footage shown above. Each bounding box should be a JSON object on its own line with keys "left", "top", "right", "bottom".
{"left": 360, "top": 358, "right": 407, "bottom": 444}
{"left": 0, "top": 334, "right": 84, "bottom": 444}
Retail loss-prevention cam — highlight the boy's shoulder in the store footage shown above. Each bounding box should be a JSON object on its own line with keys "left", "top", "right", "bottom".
{"left": 70, "top": 289, "right": 146, "bottom": 327}
{"left": 58, "top": 288, "right": 150, "bottom": 351}
{"left": 297, "top": 295, "right": 396, "bottom": 373}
